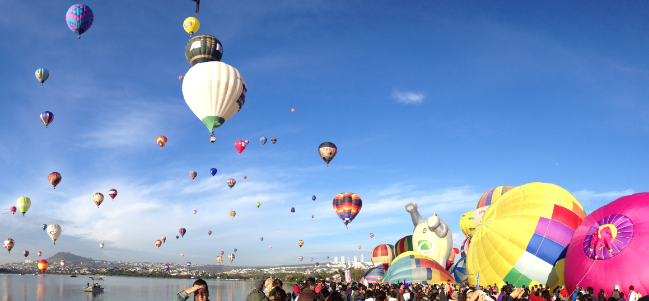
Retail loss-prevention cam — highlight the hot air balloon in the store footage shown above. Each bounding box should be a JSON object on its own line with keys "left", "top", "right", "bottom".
{"left": 318, "top": 142, "right": 337, "bottom": 167}
{"left": 394, "top": 235, "right": 414, "bottom": 258}
{"left": 156, "top": 136, "right": 167, "bottom": 148}
{"left": 291, "top": 207, "right": 295, "bottom": 213}
{"left": 467, "top": 183, "right": 585, "bottom": 288}
{"left": 93, "top": 193, "right": 104, "bottom": 208}
{"left": 100, "top": 243, "right": 104, "bottom": 249}
{"left": 228, "top": 253, "right": 235, "bottom": 263}
{"left": 109, "top": 189, "right": 117, "bottom": 200}
{"left": 220, "top": 251, "right": 224, "bottom": 256}
{"left": 382, "top": 251, "right": 455, "bottom": 285}
{"left": 183, "top": 17, "right": 200, "bottom": 37}
{"left": 164, "top": 264, "right": 170, "bottom": 271}
{"left": 208, "top": 230, "right": 212, "bottom": 235}
{"left": 460, "top": 236, "right": 471, "bottom": 258}
{"left": 38, "top": 251, "right": 42, "bottom": 257}
{"left": 40, "top": 111, "right": 54, "bottom": 127}
{"left": 38, "top": 260, "right": 48, "bottom": 274}
{"left": 190, "top": 171, "right": 197, "bottom": 180}
{"left": 271, "top": 138, "right": 277, "bottom": 144}
{"left": 260, "top": 237, "right": 263, "bottom": 241}
{"left": 23, "top": 250, "right": 29, "bottom": 257}
{"left": 187, "top": 262, "right": 191, "bottom": 267}
{"left": 47, "top": 224, "right": 62, "bottom": 245}
{"left": 315, "top": 262, "right": 319, "bottom": 266}
{"left": 269, "top": 245, "right": 272, "bottom": 249}
{"left": 291, "top": 108, "right": 295, "bottom": 113}
{"left": 162, "top": 236, "right": 166, "bottom": 244}
{"left": 193, "top": 210, "right": 197, "bottom": 214}
{"left": 4, "top": 238, "right": 14, "bottom": 253}
{"left": 474, "top": 186, "right": 514, "bottom": 227}
{"left": 299, "top": 256, "right": 303, "bottom": 261}
{"left": 9, "top": 206, "right": 16, "bottom": 215}
{"left": 564, "top": 193, "right": 649, "bottom": 297}
{"left": 244, "top": 140, "right": 249, "bottom": 144}
{"left": 460, "top": 211, "right": 476, "bottom": 237}
{"left": 450, "top": 256, "right": 468, "bottom": 283}
{"left": 327, "top": 256, "right": 329, "bottom": 259}
{"left": 216, "top": 256, "right": 223, "bottom": 264}
{"left": 176, "top": 236, "right": 179, "bottom": 240}
{"left": 256, "top": 202, "right": 260, "bottom": 208}
{"left": 230, "top": 211, "right": 236, "bottom": 218}
{"left": 185, "top": 35, "right": 223, "bottom": 66}
{"left": 371, "top": 244, "right": 395, "bottom": 269}
{"left": 260, "top": 137, "right": 267, "bottom": 145}
{"left": 16, "top": 197, "right": 31, "bottom": 216}
{"left": 179, "top": 76, "right": 183, "bottom": 81}
{"left": 370, "top": 233, "right": 374, "bottom": 238}
{"left": 363, "top": 266, "right": 386, "bottom": 284}
{"left": 179, "top": 228, "right": 186, "bottom": 238}
{"left": 358, "top": 246, "right": 361, "bottom": 249}
{"left": 60, "top": 260, "right": 66, "bottom": 268}
{"left": 35, "top": 68, "right": 49, "bottom": 86}
{"left": 310, "top": 257, "right": 314, "bottom": 261}
{"left": 234, "top": 248, "right": 237, "bottom": 253}
{"left": 312, "top": 215, "right": 314, "bottom": 218}
{"left": 234, "top": 140, "right": 246, "bottom": 154}
{"left": 48, "top": 172, "right": 62, "bottom": 189}
{"left": 243, "top": 176, "right": 247, "bottom": 179}
{"left": 210, "top": 168, "right": 217, "bottom": 176}
{"left": 227, "top": 179, "right": 236, "bottom": 189}
{"left": 333, "top": 192, "right": 362, "bottom": 230}
{"left": 66, "top": 4, "right": 94, "bottom": 38}
{"left": 182, "top": 57, "right": 247, "bottom": 142}
{"left": 41, "top": 224, "right": 47, "bottom": 231}
{"left": 181, "top": 253, "right": 184, "bottom": 257}
{"left": 312, "top": 195, "right": 316, "bottom": 201}
{"left": 298, "top": 240, "right": 304, "bottom": 247}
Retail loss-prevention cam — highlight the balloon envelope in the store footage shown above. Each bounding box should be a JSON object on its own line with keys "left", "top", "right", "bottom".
{"left": 394, "top": 235, "right": 414, "bottom": 258}
{"left": 66, "top": 4, "right": 93, "bottom": 38}
{"left": 48, "top": 172, "right": 62, "bottom": 189}
{"left": 318, "top": 142, "right": 337, "bottom": 166}
{"left": 183, "top": 17, "right": 200, "bottom": 36}
{"left": 93, "top": 193, "right": 104, "bottom": 208}
{"left": 38, "top": 260, "right": 48, "bottom": 274}
{"left": 190, "top": 171, "right": 197, "bottom": 180}
{"left": 467, "top": 183, "right": 586, "bottom": 288}
{"left": 210, "top": 168, "right": 217, "bottom": 176}
{"left": 16, "top": 197, "right": 31, "bottom": 216}
{"left": 35, "top": 69, "right": 49, "bottom": 85}
{"left": 383, "top": 251, "right": 455, "bottom": 285}
{"left": 450, "top": 256, "right": 468, "bottom": 283}
{"left": 185, "top": 35, "right": 223, "bottom": 66}
{"left": 179, "top": 228, "right": 186, "bottom": 237}
{"left": 332, "top": 192, "right": 362, "bottom": 229}
{"left": 460, "top": 211, "right": 476, "bottom": 237}
{"left": 109, "top": 189, "right": 117, "bottom": 199}
{"left": 565, "top": 193, "right": 649, "bottom": 297}
{"left": 46, "top": 224, "right": 62, "bottom": 244}
{"left": 156, "top": 136, "right": 167, "bottom": 148}
{"left": 371, "top": 244, "right": 395, "bottom": 269}
{"left": 363, "top": 266, "right": 386, "bottom": 284}
{"left": 40, "top": 111, "right": 54, "bottom": 127}
{"left": 474, "top": 186, "right": 514, "bottom": 227}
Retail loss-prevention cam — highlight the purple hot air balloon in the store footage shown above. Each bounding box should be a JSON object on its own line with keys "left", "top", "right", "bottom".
{"left": 66, "top": 4, "right": 94, "bottom": 39}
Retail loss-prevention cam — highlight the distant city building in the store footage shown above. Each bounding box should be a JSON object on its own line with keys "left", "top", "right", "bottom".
{"left": 360, "top": 254, "right": 364, "bottom": 262}
{"left": 25, "top": 260, "right": 32, "bottom": 263}
{"left": 353, "top": 256, "right": 358, "bottom": 262}
{"left": 334, "top": 257, "right": 338, "bottom": 263}
{"left": 341, "top": 256, "right": 345, "bottom": 263}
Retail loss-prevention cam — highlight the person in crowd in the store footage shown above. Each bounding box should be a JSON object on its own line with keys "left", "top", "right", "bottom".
{"left": 269, "top": 279, "right": 284, "bottom": 300}
{"left": 352, "top": 285, "right": 364, "bottom": 301}
{"left": 628, "top": 286, "right": 638, "bottom": 301}
{"left": 612, "top": 287, "right": 621, "bottom": 300}
{"left": 316, "top": 289, "right": 331, "bottom": 301}
{"left": 404, "top": 288, "right": 412, "bottom": 301}
{"left": 316, "top": 280, "right": 323, "bottom": 294}
{"left": 340, "top": 285, "right": 349, "bottom": 301}
{"left": 293, "top": 283, "right": 301, "bottom": 301}
{"left": 617, "top": 292, "right": 626, "bottom": 301}
{"left": 175, "top": 279, "right": 210, "bottom": 301}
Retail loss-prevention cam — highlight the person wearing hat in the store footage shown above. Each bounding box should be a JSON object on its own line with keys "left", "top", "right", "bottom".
{"left": 612, "top": 286, "right": 621, "bottom": 300}
{"left": 247, "top": 279, "right": 270, "bottom": 301}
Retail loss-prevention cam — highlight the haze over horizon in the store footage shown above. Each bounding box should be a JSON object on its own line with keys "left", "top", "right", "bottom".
{"left": 0, "top": 1, "right": 646, "bottom": 266}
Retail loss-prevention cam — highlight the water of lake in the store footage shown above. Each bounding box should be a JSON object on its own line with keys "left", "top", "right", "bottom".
{"left": 0, "top": 274, "right": 255, "bottom": 301}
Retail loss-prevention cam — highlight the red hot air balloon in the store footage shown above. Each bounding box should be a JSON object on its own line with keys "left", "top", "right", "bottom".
{"left": 48, "top": 172, "right": 62, "bottom": 189}
{"left": 234, "top": 140, "right": 246, "bottom": 154}
{"left": 38, "top": 260, "right": 48, "bottom": 274}
{"left": 10, "top": 206, "right": 16, "bottom": 215}
{"left": 179, "top": 76, "right": 183, "bottom": 81}
{"left": 244, "top": 176, "right": 247, "bottom": 179}
{"left": 109, "top": 189, "right": 117, "bottom": 200}
{"left": 179, "top": 228, "right": 186, "bottom": 238}
{"left": 38, "top": 251, "right": 42, "bottom": 257}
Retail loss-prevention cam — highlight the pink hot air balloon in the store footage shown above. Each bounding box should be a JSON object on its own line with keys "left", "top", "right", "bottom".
{"left": 234, "top": 140, "right": 246, "bottom": 154}
{"left": 10, "top": 206, "right": 16, "bottom": 215}
{"left": 565, "top": 192, "right": 649, "bottom": 297}
{"left": 179, "top": 76, "right": 183, "bottom": 81}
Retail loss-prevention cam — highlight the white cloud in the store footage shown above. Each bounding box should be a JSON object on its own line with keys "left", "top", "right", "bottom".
{"left": 392, "top": 91, "right": 425, "bottom": 104}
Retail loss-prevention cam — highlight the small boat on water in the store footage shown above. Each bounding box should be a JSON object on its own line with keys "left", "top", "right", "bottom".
{"left": 69, "top": 274, "right": 77, "bottom": 277}
{"left": 84, "top": 276, "right": 105, "bottom": 292}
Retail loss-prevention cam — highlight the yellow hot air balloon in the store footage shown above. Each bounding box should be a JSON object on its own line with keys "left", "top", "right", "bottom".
{"left": 298, "top": 240, "right": 304, "bottom": 247}
{"left": 182, "top": 61, "right": 247, "bottom": 140}
{"left": 467, "top": 182, "right": 586, "bottom": 288}
{"left": 216, "top": 256, "right": 223, "bottom": 264}
{"left": 155, "top": 240, "right": 162, "bottom": 249}
{"left": 46, "top": 224, "right": 62, "bottom": 245}
{"left": 16, "top": 197, "right": 31, "bottom": 217}
{"left": 181, "top": 253, "right": 184, "bottom": 257}
{"left": 460, "top": 211, "right": 476, "bottom": 237}
{"left": 358, "top": 245, "right": 361, "bottom": 249}
{"left": 93, "top": 193, "right": 104, "bottom": 208}
{"left": 269, "top": 245, "right": 272, "bottom": 249}
{"left": 183, "top": 17, "right": 200, "bottom": 37}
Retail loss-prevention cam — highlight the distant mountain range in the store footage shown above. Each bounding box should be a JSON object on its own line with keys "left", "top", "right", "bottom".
{"left": 47, "top": 252, "right": 98, "bottom": 264}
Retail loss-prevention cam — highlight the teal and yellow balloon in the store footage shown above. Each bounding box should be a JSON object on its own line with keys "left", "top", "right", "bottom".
{"left": 16, "top": 197, "right": 31, "bottom": 217}
{"left": 35, "top": 68, "right": 49, "bottom": 86}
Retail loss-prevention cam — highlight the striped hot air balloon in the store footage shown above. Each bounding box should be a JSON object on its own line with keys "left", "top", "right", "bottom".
{"left": 363, "top": 266, "right": 386, "bottom": 284}
{"left": 179, "top": 228, "right": 186, "bottom": 237}
{"left": 474, "top": 186, "right": 514, "bottom": 227}
{"left": 298, "top": 240, "right": 304, "bottom": 247}
{"left": 23, "top": 250, "right": 29, "bottom": 257}
{"left": 382, "top": 251, "right": 455, "bottom": 285}
{"left": 48, "top": 172, "right": 62, "bottom": 189}
{"left": 332, "top": 192, "right": 362, "bottom": 230}
{"left": 228, "top": 253, "right": 235, "bottom": 263}
{"left": 35, "top": 69, "right": 49, "bottom": 86}
{"left": 156, "top": 136, "right": 167, "bottom": 148}
{"left": 227, "top": 179, "right": 236, "bottom": 189}
{"left": 40, "top": 111, "right": 54, "bottom": 127}
{"left": 185, "top": 35, "right": 223, "bottom": 66}
{"left": 371, "top": 244, "right": 395, "bottom": 269}
{"left": 16, "top": 197, "right": 31, "bottom": 216}
{"left": 394, "top": 235, "right": 414, "bottom": 258}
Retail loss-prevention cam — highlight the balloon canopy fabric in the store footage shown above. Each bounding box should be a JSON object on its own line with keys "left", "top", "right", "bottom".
{"left": 46, "top": 224, "right": 61, "bottom": 244}
{"left": 16, "top": 197, "right": 31, "bottom": 216}
{"left": 185, "top": 35, "right": 223, "bottom": 66}
{"left": 35, "top": 68, "right": 49, "bottom": 86}
{"left": 450, "top": 256, "right": 468, "bottom": 283}
{"left": 109, "top": 189, "right": 117, "bottom": 199}
{"left": 460, "top": 211, "right": 476, "bottom": 237}
{"left": 4, "top": 238, "right": 15, "bottom": 253}
{"left": 190, "top": 171, "right": 197, "bottom": 180}
{"left": 183, "top": 17, "right": 200, "bottom": 37}
{"left": 227, "top": 179, "right": 236, "bottom": 189}
{"left": 460, "top": 236, "right": 472, "bottom": 258}
{"left": 260, "top": 137, "right": 267, "bottom": 145}
{"left": 332, "top": 192, "right": 362, "bottom": 229}
{"left": 474, "top": 186, "right": 515, "bottom": 227}
{"left": 228, "top": 253, "right": 235, "bottom": 263}
{"left": 93, "top": 193, "right": 104, "bottom": 208}
{"left": 66, "top": 4, "right": 93, "bottom": 38}
{"left": 318, "top": 142, "right": 337, "bottom": 167}
{"left": 235, "top": 140, "right": 246, "bottom": 154}
{"left": 48, "top": 172, "right": 62, "bottom": 189}
{"left": 383, "top": 251, "right": 456, "bottom": 285}
{"left": 182, "top": 61, "right": 246, "bottom": 135}
{"left": 38, "top": 260, "right": 48, "bottom": 274}
{"left": 363, "top": 266, "right": 386, "bottom": 284}
{"left": 179, "top": 228, "right": 186, "bottom": 237}
{"left": 371, "top": 244, "right": 395, "bottom": 269}
{"left": 467, "top": 182, "right": 586, "bottom": 288}
{"left": 565, "top": 193, "right": 649, "bottom": 298}
{"left": 156, "top": 136, "right": 167, "bottom": 148}
{"left": 40, "top": 111, "right": 54, "bottom": 127}
{"left": 394, "top": 235, "right": 414, "bottom": 258}
{"left": 210, "top": 168, "right": 217, "bottom": 176}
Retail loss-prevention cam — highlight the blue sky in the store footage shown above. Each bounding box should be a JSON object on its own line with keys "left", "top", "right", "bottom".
{"left": 0, "top": 0, "right": 646, "bottom": 266}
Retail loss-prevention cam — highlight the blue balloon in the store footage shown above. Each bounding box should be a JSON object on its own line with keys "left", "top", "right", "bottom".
{"left": 187, "top": 262, "right": 191, "bottom": 266}
{"left": 210, "top": 168, "right": 217, "bottom": 176}
{"left": 66, "top": 4, "right": 94, "bottom": 38}
{"left": 41, "top": 224, "right": 47, "bottom": 231}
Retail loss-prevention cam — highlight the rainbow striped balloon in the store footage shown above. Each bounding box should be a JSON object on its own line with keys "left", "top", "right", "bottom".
{"left": 332, "top": 192, "right": 362, "bottom": 230}
{"left": 48, "top": 172, "right": 62, "bottom": 189}
{"left": 394, "top": 235, "right": 414, "bottom": 258}
{"left": 66, "top": 4, "right": 94, "bottom": 38}
{"left": 363, "top": 266, "right": 386, "bottom": 284}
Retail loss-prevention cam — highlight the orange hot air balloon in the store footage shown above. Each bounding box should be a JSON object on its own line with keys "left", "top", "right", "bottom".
{"left": 156, "top": 136, "right": 167, "bottom": 148}
{"left": 230, "top": 211, "right": 236, "bottom": 218}
{"left": 208, "top": 230, "right": 212, "bottom": 235}
{"left": 291, "top": 108, "right": 295, "bottom": 113}
{"left": 311, "top": 257, "right": 314, "bottom": 261}
{"left": 155, "top": 240, "right": 162, "bottom": 248}
{"left": 38, "top": 251, "right": 42, "bottom": 257}
{"left": 38, "top": 260, "right": 48, "bottom": 274}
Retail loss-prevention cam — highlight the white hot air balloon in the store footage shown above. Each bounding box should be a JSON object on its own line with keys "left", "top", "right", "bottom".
{"left": 182, "top": 61, "right": 247, "bottom": 140}
{"left": 46, "top": 224, "right": 62, "bottom": 245}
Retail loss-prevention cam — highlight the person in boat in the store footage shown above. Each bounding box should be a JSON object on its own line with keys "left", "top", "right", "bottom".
{"left": 175, "top": 279, "right": 209, "bottom": 301}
